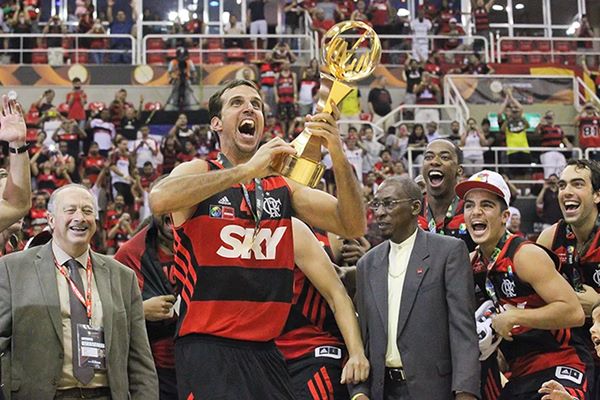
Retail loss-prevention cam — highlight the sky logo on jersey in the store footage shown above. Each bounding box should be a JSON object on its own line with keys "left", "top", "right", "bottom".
{"left": 217, "top": 225, "right": 288, "bottom": 260}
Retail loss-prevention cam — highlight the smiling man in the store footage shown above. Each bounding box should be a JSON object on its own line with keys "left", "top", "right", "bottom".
{"left": 458, "top": 170, "right": 586, "bottom": 400}
{"left": 149, "top": 79, "right": 365, "bottom": 398}
{"left": 538, "top": 159, "right": 600, "bottom": 398}
{"left": 0, "top": 184, "right": 158, "bottom": 399}
{"left": 418, "top": 139, "right": 476, "bottom": 251}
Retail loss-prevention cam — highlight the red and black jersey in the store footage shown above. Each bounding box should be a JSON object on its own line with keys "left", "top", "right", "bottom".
{"left": 28, "top": 207, "right": 47, "bottom": 228}
{"left": 276, "top": 227, "right": 343, "bottom": 360}
{"left": 36, "top": 173, "right": 59, "bottom": 194}
{"left": 114, "top": 221, "right": 177, "bottom": 369}
{"left": 551, "top": 219, "right": 600, "bottom": 292}
{"left": 82, "top": 155, "right": 106, "bottom": 184}
{"left": 172, "top": 160, "right": 294, "bottom": 342}
{"left": 56, "top": 131, "right": 80, "bottom": 158}
{"left": 277, "top": 72, "right": 295, "bottom": 104}
{"left": 140, "top": 172, "right": 159, "bottom": 191}
{"left": 473, "top": 235, "right": 585, "bottom": 378}
{"left": 540, "top": 125, "right": 565, "bottom": 147}
{"left": 260, "top": 63, "right": 276, "bottom": 88}
{"left": 418, "top": 198, "right": 476, "bottom": 252}
{"left": 473, "top": 7, "right": 489, "bottom": 33}
{"left": 578, "top": 116, "right": 600, "bottom": 149}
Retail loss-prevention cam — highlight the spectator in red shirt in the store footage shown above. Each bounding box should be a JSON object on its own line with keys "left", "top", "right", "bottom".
{"left": 441, "top": 18, "right": 467, "bottom": 62}
{"left": 79, "top": 142, "right": 107, "bottom": 184}
{"left": 139, "top": 162, "right": 159, "bottom": 192}
{"left": 107, "top": 211, "right": 136, "bottom": 254}
{"left": 66, "top": 78, "right": 87, "bottom": 127}
{"left": 311, "top": 8, "right": 335, "bottom": 41}
{"left": 160, "top": 136, "right": 181, "bottom": 175}
{"left": 176, "top": 140, "right": 198, "bottom": 164}
{"left": 368, "top": 0, "right": 393, "bottom": 35}
{"left": 53, "top": 119, "right": 86, "bottom": 159}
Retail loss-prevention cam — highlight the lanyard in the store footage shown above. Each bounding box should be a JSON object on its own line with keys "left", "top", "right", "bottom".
{"left": 476, "top": 231, "right": 511, "bottom": 312}
{"left": 54, "top": 254, "right": 93, "bottom": 321}
{"left": 425, "top": 196, "right": 459, "bottom": 234}
{"left": 217, "top": 153, "right": 264, "bottom": 239}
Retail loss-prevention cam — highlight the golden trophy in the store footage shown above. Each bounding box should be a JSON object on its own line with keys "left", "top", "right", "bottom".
{"left": 272, "top": 20, "right": 381, "bottom": 187}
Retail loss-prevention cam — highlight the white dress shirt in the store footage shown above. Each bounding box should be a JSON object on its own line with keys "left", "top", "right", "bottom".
{"left": 386, "top": 228, "right": 418, "bottom": 368}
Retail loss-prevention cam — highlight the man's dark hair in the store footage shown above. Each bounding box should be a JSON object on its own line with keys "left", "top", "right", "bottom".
{"left": 566, "top": 159, "right": 600, "bottom": 192}
{"left": 429, "top": 138, "right": 464, "bottom": 164}
{"left": 208, "top": 79, "right": 262, "bottom": 120}
{"left": 481, "top": 118, "right": 490, "bottom": 126}
{"left": 143, "top": 161, "right": 153, "bottom": 167}
{"left": 380, "top": 149, "right": 391, "bottom": 157}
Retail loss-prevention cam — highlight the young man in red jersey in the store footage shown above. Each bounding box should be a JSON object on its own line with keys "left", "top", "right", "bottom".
{"left": 538, "top": 159, "right": 600, "bottom": 399}
{"left": 150, "top": 79, "right": 366, "bottom": 399}
{"left": 459, "top": 170, "right": 586, "bottom": 400}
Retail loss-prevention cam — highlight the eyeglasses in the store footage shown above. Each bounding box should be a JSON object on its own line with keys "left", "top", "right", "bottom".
{"left": 368, "top": 199, "right": 415, "bottom": 211}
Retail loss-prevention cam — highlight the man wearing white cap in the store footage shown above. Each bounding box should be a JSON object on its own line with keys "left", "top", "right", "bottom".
{"left": 458, "top": 170, "right": 588, "bottom": 400}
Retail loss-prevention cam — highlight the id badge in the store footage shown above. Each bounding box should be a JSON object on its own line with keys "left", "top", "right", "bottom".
{"left": 76, "top": 324, "right": 106, "bottom": 370}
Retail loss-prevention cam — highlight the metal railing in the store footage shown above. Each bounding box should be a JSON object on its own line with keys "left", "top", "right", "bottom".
{"left": 142, "top": 33, "right": 317, "bottom": 65}
{"left": 337, "top": 120, "right": 385, "bottom": 138}
{"left": 375, "top": 104, "right": 463, "bottom": 133}
{"left": 575, "top": 76, "right": 600, "bottom": 110}
{"left": 407, "top": 146, "right": 582, "bottom": 184}
{"left": 496, "top": 36, "right": 600, "bottom": 64}
{"left": 0, "top": 33, "right": 136, "bottom": 65}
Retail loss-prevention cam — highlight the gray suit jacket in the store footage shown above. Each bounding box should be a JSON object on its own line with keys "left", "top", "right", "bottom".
{"left": 351, "top": 229, "right": 480, "bottom": 400}
{"left": 0, "top": 242, "right": 158, "bottom": 400}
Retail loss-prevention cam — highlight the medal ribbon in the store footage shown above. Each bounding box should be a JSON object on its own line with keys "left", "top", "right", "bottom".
{"left": 476, "top": 230, "right": 512, "bottom": 312}
{"left": 217, "top": 153, "right": 263, "bottom": 239}
{"left": 426, "top": 196, "right": 459, "bottom": 235}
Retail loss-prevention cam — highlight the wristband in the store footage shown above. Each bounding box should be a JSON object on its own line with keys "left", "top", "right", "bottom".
{"left": 8, "top": 142, "right": 30, "bottom": 154}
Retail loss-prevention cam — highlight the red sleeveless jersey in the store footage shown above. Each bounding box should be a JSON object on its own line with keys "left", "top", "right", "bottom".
{"left": 276, "top": 227, "right": 343, "bottom": 360}
{"left": 473, "top": 235, "right": 585, "bottom": 378}
{"left": 277, "top": 73, "right": 295, "bottom": 104}
{"left": 172, "top": 160, "right": 294, "bottom": 342}
{"left": 578, "top": 116, "right": 600, "bottom": 149}
{"left": 473, "top": 7, "right": 489, "bottom": 33}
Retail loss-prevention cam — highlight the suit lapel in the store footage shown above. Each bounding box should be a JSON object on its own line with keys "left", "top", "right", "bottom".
{"left": 368, "top": 241, "right": 391, "bottom": 336}
{"left": 34, "top": 242, "right": 63, "bottom": 345}
{"left": 91, "top": 253, "right": 113, "bottom": 355}
{"left": 397, "top": 230, "right": 430, "bottom": 336}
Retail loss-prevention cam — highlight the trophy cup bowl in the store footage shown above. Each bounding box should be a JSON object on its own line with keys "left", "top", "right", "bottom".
{"left": 272, "top": 20, "right": 381, "bottom": 187}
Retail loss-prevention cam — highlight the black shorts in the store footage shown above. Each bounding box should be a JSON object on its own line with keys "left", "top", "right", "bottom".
{"left": 506, "top": 152, "right": 531, "bottom": 177}
{"left": 481, "top": 353, "right": 502, "bottom": 400}
{"left": 499, "top": 365, "right": 587, "bottom": 400}
{"left": 175, "top": 334, "right": 295, "bottom": 400}
{"left": 278, "top": 103, "right": 296, "bottom": 122}
{"left": 156, "top": 366, "right": 178, "bottom": 400}
{"left": 287, "top": 346, "right": 349, "bottom": 400}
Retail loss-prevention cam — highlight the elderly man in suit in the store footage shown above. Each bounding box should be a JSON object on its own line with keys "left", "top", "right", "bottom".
{"left": 351, "top": 176, "right": 480, "bottom": 400}
{"left": 0, "top": 184, "right": 158, "bottom": 400}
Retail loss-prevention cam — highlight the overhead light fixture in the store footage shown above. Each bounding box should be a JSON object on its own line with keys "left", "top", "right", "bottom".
{"left": 168, "top": 10, "right": 178, "bottom": 21}
{"left": 397, "top": 8, "right": 410, "bottom": 17}
{"left": 222, "top": 11, "right": 230, "bottom": 24}
{"left": 566, "top": 21, "right": 580, "bottom": 35}
{"left": 515, "top": 3, "right": 524, "bottom": 9}
{"left": 492, "top": 4, "right": 504, "bottom": 11}
{"left": 209, "top": 0, "right": 219, "bottom": 6}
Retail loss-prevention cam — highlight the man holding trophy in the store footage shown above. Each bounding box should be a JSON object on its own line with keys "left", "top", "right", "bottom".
{"left": 150, "top": 21, "right": 378, "bottom": 399}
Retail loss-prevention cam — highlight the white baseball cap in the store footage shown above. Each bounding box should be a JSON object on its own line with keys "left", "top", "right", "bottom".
{"left": 455, "top": 170, "right": 511, "bottom": 206}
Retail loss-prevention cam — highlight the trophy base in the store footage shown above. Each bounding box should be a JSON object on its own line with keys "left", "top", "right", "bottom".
{"left": 275, "top": 154, "right": 325, "bottom": 188}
